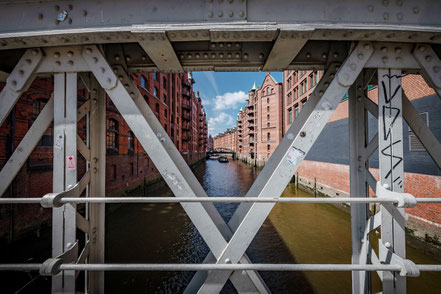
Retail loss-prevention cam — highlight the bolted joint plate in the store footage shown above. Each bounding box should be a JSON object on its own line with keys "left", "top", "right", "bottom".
{"left": 205, "top": 0, "right": 247, "bottom": 21}
{"left": 6, "top": 48, "right": 43, "bottom": 92}
{"left": 337, "top": 42, "right": 373, "bottom": 87}
{"left": 82, "top": 45, "right": 118, "bottom": 90}
{"left": 413, "top": 44, "right": 441, "bottom": 89}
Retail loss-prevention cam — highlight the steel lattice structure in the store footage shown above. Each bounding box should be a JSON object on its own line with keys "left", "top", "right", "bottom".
{"left": 0, "top": 0, "right": 441, "bottom": 293}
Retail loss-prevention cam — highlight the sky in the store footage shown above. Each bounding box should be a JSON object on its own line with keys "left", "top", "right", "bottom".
{"left": 192, "top": 71, "right": 283, "bottom": 136}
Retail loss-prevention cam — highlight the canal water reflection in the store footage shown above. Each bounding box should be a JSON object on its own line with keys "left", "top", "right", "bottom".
{"left": 106, "top": 159, "right": 440, "bottom": 293}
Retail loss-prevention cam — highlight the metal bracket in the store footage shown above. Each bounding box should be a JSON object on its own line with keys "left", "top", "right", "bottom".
{"left": 41, "top": 171, "right": 90, "bottom": 207}
{"left": 376, "top": 181, "right": 417, "bottom": 208}
{"left": 378, "top": 241, "right": 420, "bottom": 277}
{"left": 40, "top": 241, "right": 79, "bottom": 276}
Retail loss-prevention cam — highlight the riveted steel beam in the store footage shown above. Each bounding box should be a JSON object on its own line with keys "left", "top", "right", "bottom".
{"left": 196, "top": 42, "right": 374, "bottom": 293}
{"left": 83, "top": 45, "right": 269, "bottom": 293}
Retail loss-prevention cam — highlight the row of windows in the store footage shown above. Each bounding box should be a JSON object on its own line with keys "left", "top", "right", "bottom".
{"left": 286, "top": 71, "right": 319, "bottom": 102}
{"left": 287, "top": 100, "right": 307, "bottom": 124}
{"left": 106, "top": 119, "right": 135, "bottom": 152}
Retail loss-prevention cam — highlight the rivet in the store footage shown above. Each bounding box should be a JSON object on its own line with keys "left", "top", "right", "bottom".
{"left": 386, "top": 33, "right": 395, "bottom": 39}
{"left": 187, "top": 53, "right": 192, "bottom": 59}
{"left": 382, "top": 57, "right": 389, "bottom": 63}
{"left": 219, "top": 53, "right": 224, "bottom": 58}
{"left": 383, "top": 13, "right": 389, "bottom": 20}
{"left": 68, "top": 18, "right": 72, "bottom": 24}
{"left": 68, "top": 4, "right": 73, "bottom": 10}
{"left": 300, "top": 131, "right": 306, "bottom": 137}
{"left": 141, "top": 55, "right": 147, "bottom": 61}
{"left": 363, "top": 43, "right": 371, "bottom": 50}
{"left": 82, "top": 10, "right": 87, "bottom": 16}
{"left": 67, "top": 51, "right": 73, "bottom": 57}
{"left": 396, "top": 13, "right": 403, "bottom": 21}
{"left": 385, "top": 241, "right": 391, "bottom": 248}
{"left": 93, "top": 57, "right": 98, "bottom": 63}
{"left": 418, "top": 45, "right": 426, "bottom": 52}
{"left": 130, "top": 92, "right": 135, "bottom": 97}
{"left": 433, "top": 66, "right": 440, "bottom": 73}
{"left": 191, "top": 32, "right": 198, "bottom": 38}
{"left": 344, "top": 32, "right": 352, "bottom": 38}
{"left": 324, "top": 82, "right": 330, "bottom": 87}
{"left": 85, "top": 48, "right": 92, "bottom": 54}
{"left": 396, "top": 57, "right": 401, "bottom": 62}
{"left": 68, "top": 60, "right": 74, "bottom": 66}
{"left": 227, "top": 53, "right": 232, "bottom": 58}
{"left": 368, "top": 5, "right": 374, "bottom": 12}
{"left": 395, "top": 47, "right": 402, "bottom": 54}
{"left": 118, "top": 75, "right": 123, "bottom": 80}
{"left": 413, "top": 7, "right": 420, "bottom": 14}
{"left": 38, "top": 13, "right": 44, "bottom": 20}
{"left": 383, "top": 0, "right": 389, "bottom": 6}
{"left": 350, "top": 63, "right": 357, "bottom": 71}
{"left": 239, "top": 11, "right": 244, "bottom": 17}
{"left": 322, "top": 53, "right": 327, "bottom": 59}
{"left": 107, "top": 78, "right": 112, "bottom": 84}
{"left": 18, "top": 70, "right": 24, "bottom": 76}
{"left": 357, "top": 53, "right": 364, "bottom": 60}
{"left": 235, "top": 53, "right": 240, "bottom": 58}
{"left": 408, "top": 34, "right": 417, "bottom": 40}
{"left": 229, "top": 11, "right": 234, "bottom": 17}
{"left": 306, "top": 53, "right": 311, "bottom": 58}
{"left": 333, "top": 52, "right": 338, "bottom": 58}
{"left": 243, "top": 53, "right": 248, "bottom": 59}
{"left": 100, "top": 67, "right": 105, "bottom": 73}
{"left": 114, "top": 55, "right": 120, "bottom": 61}
{"left": 54, "top": 52, "right": 60, "bottom": 58}
{"left": 343, "top": 73, "right": 349, "bottom": 81}
{"left": 169, "top": 33, "right": 176, "bottom": 38}
{"left": 381, "top": 46, "right": 388, "bottom": 53}
{"left": 11, "top": 80, "right": 17, "bottom": 86}
{"left": 218, "top": 11, "right": 223, "bottom": 17}
{"left": 259, "top": 53, "right": 264, "bottom": 59}
{"left": 179, "top": 54, "right": 184, "bottom": 59}
{"left": 31, "top": 49, "right": 39, "bottom": 56}
{"left": 225, "top": 258, "right": 232, "bottom": 264}
{"left": 126, "top": 56, "right": 131, "bottom": 62}
{"left": 281, "top": 33, "right": 288, "bottom": 39}
{"left": 25, "top": 59, "right": 31, "bottom": 65}
{"left": 396, "top": 0, "right": 403, "bottom": 7}
{"left": 219, "top": 43, "right": 224, "bottom": 48}
{"left": 195, "top": 53, "right": 200, "bottom": 59}
{"left": 235, "top": 42, "right": 240, "bottom": 48}
{"left": 425, "top": 55, "right": 432, "bottom": 62}
{"left": 55, "top": 5, "right": 60, "bottom": 11}
{"left": 211, "top": 53, "right": 216, "bottom": 58}
{"left": 203, "top": 53, "right": 209, "bottom": 58}
{"left": 113, "top": 69, "right": 118, "bottom": 74}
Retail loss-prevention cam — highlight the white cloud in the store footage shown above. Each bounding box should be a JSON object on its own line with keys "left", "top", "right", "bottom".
{"left": 214, "top": 91, "right": 247, "bottom": 110}
{"left": 208, "top": 112, "right": 234, "bottom": 135}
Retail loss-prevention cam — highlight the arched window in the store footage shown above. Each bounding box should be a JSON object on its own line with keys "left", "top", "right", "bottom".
{"left": 267, "top": 114, "right": 270, "bottom": 121}
{"left": 267, "top": 122, "right": 270, "bottom": 128}
{"left": 266, "top": 88, "right": 269, "bottom": 95}
{"left": 267, "top": 132, "right": 271, "bottom": 141}
{"left": 154, "top": 87, "right": 158, "bottom": 97}
{"left": 128, "top": 131, "right": 135, "bottom": 153}
{"left": 267, "top": 144, "right": 271, "bottom": 151}
{"left": 267, "top": 106, "right": 270, "bottom": 112}
{"left": 107, "top": 119, "right": 119, "bottom": 152}
{"left": 267, "top": 97, "right": 270, "bottom": 103}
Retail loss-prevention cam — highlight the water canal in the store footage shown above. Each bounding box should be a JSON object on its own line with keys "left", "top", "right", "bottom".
{"left": 106, "top": 159, "right": 441, "bottom": 294}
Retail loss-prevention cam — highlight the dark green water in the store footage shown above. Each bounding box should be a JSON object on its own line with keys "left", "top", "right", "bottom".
{"left": 106, "top": 159, "right": 441, "bottom": 293}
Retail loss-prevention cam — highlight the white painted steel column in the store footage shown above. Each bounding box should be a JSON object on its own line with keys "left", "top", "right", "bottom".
{"left": 377, "top": 69, "right": 406, "bottom": 294}
{"left": 88, "top": 77, "right": 106, "bottom": 294}
{"left": 349, "top": 71, "right": 370, "bottom": 294}
{"left": 52, "top": 73, "right": 78, "bottom": 293}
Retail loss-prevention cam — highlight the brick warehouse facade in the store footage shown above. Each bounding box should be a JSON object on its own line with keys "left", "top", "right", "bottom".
{"left": 0, "top": 72, "right": 207, "bottom": 240}
{"left": 213, "top": 128, "right": 237, "bottom": 152}
{"left": 235, "top": 73, "right": 283, "bottom": 166}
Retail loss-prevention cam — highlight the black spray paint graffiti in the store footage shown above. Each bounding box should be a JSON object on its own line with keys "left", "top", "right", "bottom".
{"left": 380, "top": 73, "right": 403, "bottom": 188}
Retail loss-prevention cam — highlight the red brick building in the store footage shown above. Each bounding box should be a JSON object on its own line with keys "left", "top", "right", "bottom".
{"left": 0, "top": 72, "right": 207, "bottom": 239}
{"left": 213, "top": 128, "right": 237, "bottom": 152}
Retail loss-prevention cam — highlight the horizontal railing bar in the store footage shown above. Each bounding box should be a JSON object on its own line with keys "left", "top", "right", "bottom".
{"left": 1, "top": 263, "right": 440, "bottom": 272}
{"left": 0, "top": 197, "right": 440, "bottom": 205}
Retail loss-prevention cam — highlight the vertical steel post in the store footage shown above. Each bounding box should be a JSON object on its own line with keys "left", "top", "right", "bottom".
{"left": 378, "top": 69, "right": 406, "bottom": 293}
{"left": 52, "top": 73, "right": 78, "bottom": 293}
{"left": 88, "top": 77, "right": 106, "bottom": 294}
{"left": 349, "top": 71, "right": 370, "bottom": 294}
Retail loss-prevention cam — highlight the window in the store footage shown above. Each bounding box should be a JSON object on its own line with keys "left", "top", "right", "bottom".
{"left": 141, "top": 75, "right": 147, "bottom": 88}
{"left": 128, "top": 131, "right": 134, "bottom": 152}
{"left": 110, "top": 165, "right": 117, "bottom": 180}
{"left": 288, "top": 109, "right": 293, "bottom": 124}
{"left": 294, "top": 72, "right": 298, "bottom": 82}
{"left": 267, "top": 114, "right": 270, "bottom": 120}
{"left": 154, "top": 72, "right": 158, "bottom": 80}
{"left": 266, "top": 88, "right": 270, "bottom": 95}
{"left": 164, "top": 109, "right": 168, "bottom": 118}
{"left": 267, "top": 97, "right": 270, "bottom": 103}
{"left": 163, "top": 77, "right": 167, "bottom": 89}
{"left": 33, "top": 99, "right": 53, "bottom": 146}
{"left": 144, "top": 95, "right": 149, "bottom": 104}
{"left": 163, "top": 94, "right": 167, "bottom": 104}
{"left": 155, "top": 103, "right": 159, "bottom": 114}
{"left": 106, "top": 119, "right": 119, "bottom": 152}
{"left": 130, "top": 162, "right": 134, "bottom": 176}
{"left": 294, "top": 104, "right": 299, "bottom": 118}
{"left": 267, "top": 122, "right": 270, "bottom": 128}
{"left": 300, "top": 82, "right": 304, "bottom": 94}
{"left": 267, "top": 144, "right": 271, "bottom": 151}
{"left": 314, "top": 71, "right": 318, "bottom": 86}
{"left": 267, "top": 106, "right": 270, "bottom": 112}
{"left": 287, "top": 93, "right": 292, "bottom": 105}
{"left": 309, "top": 74, "right": 313, "bottom": 89}
{"left": 154, "top": 87, "right": 158, "bottom": 97}
{"left": 267, "top": 132, "right": 271, "bottom": 141}
{"left": 302, "top": 99, "right": 307, "bottom": 107}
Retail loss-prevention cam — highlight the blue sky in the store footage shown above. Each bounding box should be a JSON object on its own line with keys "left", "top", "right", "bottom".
{"left": 192, "top": 71, "right": 283, "bottom": 136}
